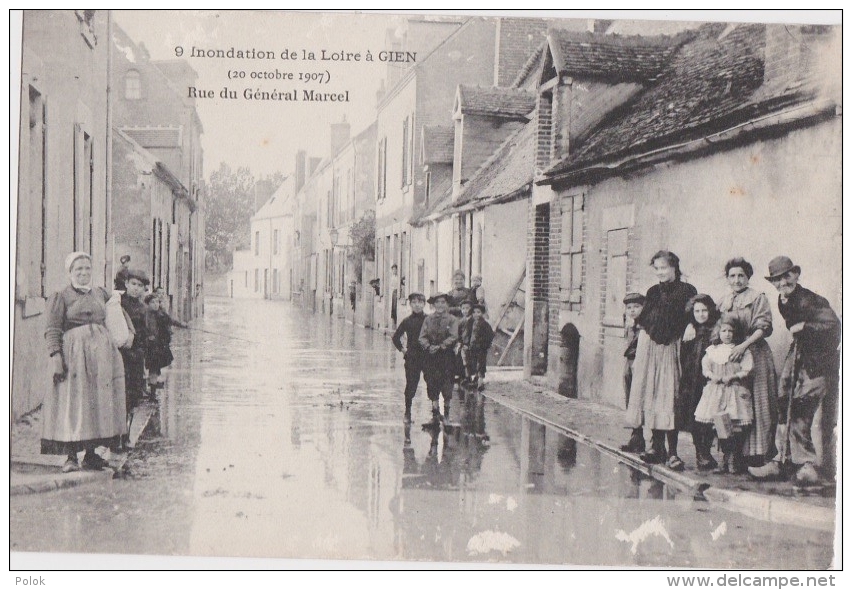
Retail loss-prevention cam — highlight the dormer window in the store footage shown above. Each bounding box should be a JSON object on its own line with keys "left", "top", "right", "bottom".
{"left": 125, "top": 70, "right": 142, "bottom": 100}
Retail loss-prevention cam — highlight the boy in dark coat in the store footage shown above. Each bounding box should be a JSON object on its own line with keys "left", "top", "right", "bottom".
{"left": 120, "top": 269, "right": 149, "bottom": 411}
{"left": 468, "top": 304, "right": 494, "bottom": 390}
{"left": 392, "top": 293, "right": 428, "bottom": 426}
{"left": 456, "top": 300, "right": 474, "bottom": 385}
{"left": 419, "top": 293, "right": 460, "bottom": 426}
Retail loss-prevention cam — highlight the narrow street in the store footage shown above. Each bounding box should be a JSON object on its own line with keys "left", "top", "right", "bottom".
{"left": 10, "top": 298, "right": 834, "bottom": 567}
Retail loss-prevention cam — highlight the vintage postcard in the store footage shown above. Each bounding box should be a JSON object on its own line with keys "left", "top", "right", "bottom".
{"left": 9, "top": 9, "right": 842, "bottom": 573}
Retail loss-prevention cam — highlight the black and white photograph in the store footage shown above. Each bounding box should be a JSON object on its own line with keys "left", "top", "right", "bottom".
{"left": 9, "top": 9, "right": 843, "bottom": 573}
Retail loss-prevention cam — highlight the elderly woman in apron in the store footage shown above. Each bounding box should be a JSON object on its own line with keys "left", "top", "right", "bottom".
{"left": 42, "top": 252, "right": 127, "bottom": 473}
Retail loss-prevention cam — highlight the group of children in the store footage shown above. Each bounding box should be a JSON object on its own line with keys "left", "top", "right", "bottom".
{"left": 115, "top": 260, "right": 183, "bottom": 411}
{"left": 392, "top": 278, "right": 494, "bottom": 432}
{"left": 622, "top": 288, "right": 757, "bottom": 475}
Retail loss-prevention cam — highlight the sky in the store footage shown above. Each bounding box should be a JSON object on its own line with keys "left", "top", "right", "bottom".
{"left": 113, "top": 10, "right": 408, "bottom": 180}
{"left": 110, "top": 10, "right": 841, "bottom": 183}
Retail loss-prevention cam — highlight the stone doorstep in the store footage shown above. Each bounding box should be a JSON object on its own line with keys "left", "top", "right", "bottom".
{"left": 10, "top": 404, "right": 157, "bottom": 497}
{"left": 481, "top": 378, "right": 836, "bottom": 534}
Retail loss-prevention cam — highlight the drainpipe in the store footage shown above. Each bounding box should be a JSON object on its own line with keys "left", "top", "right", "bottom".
{"left": 104, "top": 9, "right": 113, "bottom": 287}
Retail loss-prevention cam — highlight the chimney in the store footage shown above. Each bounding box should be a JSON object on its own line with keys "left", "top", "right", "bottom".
{"left": 494, "top": 18, "right": 549, "bottom": 87}
{"left": 294, "top": 150, "right": 307, "bottom": 193}
{"left": 763, "top": 23, "right": 839, "bottom": 100}
{"left": 330, "top": 116, "right": 351, "bottom": 157}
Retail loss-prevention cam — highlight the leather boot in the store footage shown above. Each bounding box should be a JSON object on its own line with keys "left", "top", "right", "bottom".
{"left": 640, "top": 430, "right": 666, "bottom": 464}
{"left": 714, "top": 438, "right": 731, "bottom": 474}
{"left": 621, "top": 428, "right": 646, "bottom": 453}
{"left": 730, "top": 432, "right": 747, "bottom": 475}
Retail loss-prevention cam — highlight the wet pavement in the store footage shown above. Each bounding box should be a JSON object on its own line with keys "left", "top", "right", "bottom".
{"left": 9, "top": 297, "right": 835, "bottom": 567}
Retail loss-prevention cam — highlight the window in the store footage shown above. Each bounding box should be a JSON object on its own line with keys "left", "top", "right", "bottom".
{"left": 560, "top": 194, "right": 584, "bottom": 305}
{"left": 401, "top": 116, "right": 410, "bottom": 187}
{"left": 73, "top": 124, "right": 93, "bottom": 254}
{"left": 125, "top": 70, "right": 141, "bottom": 100}
{"left": 245, "top": 271, "right": 248, "bottom": 288}
{"left": 424, "top": 171, "right": 431, "bottom": 207}
{"left": 273, "top": 268, "right": 279, "bottom": 294}
{"left": 25, "top": 85, "right": 47, "bottom": 298}
{"left": 273, "top": 229, "right": 279, "bottom": 255}
{"left": 376, "top": 136, "right": 387, "bottom": 200}
{"left": 255, "top": 231, "right": 260, "bottom": 255}
{"left": 254, "top": 269, "right": 259, "bottom": 292}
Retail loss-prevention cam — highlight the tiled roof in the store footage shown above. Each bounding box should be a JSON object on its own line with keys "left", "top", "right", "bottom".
{"left": 421, "top": 125, "right": 454, "bottom": 164}
{"left": 410, "top": 184, "right": 453, "bottom": 226}
{"left": 547, "top": 22, "right": 770, "bottom": 177}
{"left": 452, "top": 123, "right": 534, "bottom": 210}
{"left": 457, "top": 85, "right": 536, "bottom": 118}
{"left": 122, "top": 127, "right": 182, "bottom": 148}
{"left": 549, "top": 28, "right": 691, "bottom": 83}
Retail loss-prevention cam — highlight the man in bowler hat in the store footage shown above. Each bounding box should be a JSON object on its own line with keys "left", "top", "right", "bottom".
{"left": 749, "top": 257, "right": 840, "bottom": 485}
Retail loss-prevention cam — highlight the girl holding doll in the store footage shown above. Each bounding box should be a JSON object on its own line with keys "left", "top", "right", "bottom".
{"left": 694, "top": 319, "right": 755, "bottom": 474}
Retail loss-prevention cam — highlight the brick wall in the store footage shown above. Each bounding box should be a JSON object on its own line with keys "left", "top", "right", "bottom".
{"left": 535, "top": 91, "right": 553, "bottom": 175}
{"left": 531, "top": 203, "right": 549, "bottom": 301}
{"left": 547, "top": 200, "right": 562, "bottom": 349}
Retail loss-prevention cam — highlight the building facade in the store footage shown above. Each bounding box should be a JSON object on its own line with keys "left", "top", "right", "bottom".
{"left": 527, "top": 23, "right": 841, "bottom": 405}
{"left": 14, "top": 10, "right": 111, "bottom": 419}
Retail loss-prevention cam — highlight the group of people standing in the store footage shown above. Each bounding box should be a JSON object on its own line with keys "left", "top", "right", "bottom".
{"left": 41, "top": 252, "right": 183, "bottom": 473}
{"left": 392, "top": 270, "right": 493, "bottom": 435}
{"left": 621, "top": 251, "right": 839, "bottom": 487}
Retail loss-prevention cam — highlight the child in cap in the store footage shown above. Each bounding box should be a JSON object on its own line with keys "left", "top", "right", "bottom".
{"left": 456, "top": 300, "right": 474, "bottom": 385}
{"left": 418, "top": 293, "right": 460, "bottom": 426}
{"left": 143, "top": 294, "right": 174, "bottom": 399}
{"left": 392, "top": 292, "right": 429, "bottom": 427}
{"left": 620, "top": 292, "right": 646, "bottom": 452}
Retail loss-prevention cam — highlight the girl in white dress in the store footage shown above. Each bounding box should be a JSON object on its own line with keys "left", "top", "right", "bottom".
{"left": 694, "top": 320, "right": 754, "bottom": 474}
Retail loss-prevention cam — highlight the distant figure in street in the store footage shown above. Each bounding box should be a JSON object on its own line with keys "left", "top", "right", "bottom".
{"left": 625, "top": 251, "right": 696, "bottom": 472}
{"left": 468, "top": 304, "right": 494, "bottom": 390}
{"left": 693, "top": 319, "right": 754, "bottom": 474}
{"left": 678, "top": 294, "right": 720, "bottom": 471}
{"left": 390, "top": 264, "right": 400, "bottom": 326}
{"left": 419, "top": 293, "right": 460, "bottom": 426}
{"left": 144, "top": 294, "right": 175, "bottom": 398}
{"left": 392, "top": 292, "right": 428, "bottom": 428}
{"left": 749, "top": 257, "right": 840, "bottom": 486}
{"left": 113, "top": 255, "right": 131, "bottom": 291}
{"left": 120, "top": 269, "right": 150, "bottom": 412}
{"left": 447, "top": 269, "right": 474, "bottom": 317}
{"left": 42, "top": 252, "right": 126, "bottom": 473}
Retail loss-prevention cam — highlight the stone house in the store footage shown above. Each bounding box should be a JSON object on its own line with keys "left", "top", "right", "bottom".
{"left": 527, "top": 23, "right": 841, "bottom": 406}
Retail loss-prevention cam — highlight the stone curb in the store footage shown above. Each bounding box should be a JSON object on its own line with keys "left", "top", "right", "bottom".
{"left": 480, "top": 385, "right": 836, "bottom": 533}
{"left": 10, "top": 404, "right": 157, "bottom": 497}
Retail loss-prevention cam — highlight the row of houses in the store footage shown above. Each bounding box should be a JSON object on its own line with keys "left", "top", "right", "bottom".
{"left": 232, "top": 15, "right": 841, "bottom": 408}
{"left": 13, "top": 10, "right": 205, "bottom": 418}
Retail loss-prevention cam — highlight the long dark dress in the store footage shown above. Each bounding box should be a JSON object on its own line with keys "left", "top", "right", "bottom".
{"left": 676, "top": 322, "right": 714, "bottom": 431}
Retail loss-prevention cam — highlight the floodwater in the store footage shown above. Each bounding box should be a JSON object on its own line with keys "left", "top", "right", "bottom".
{"left": 10, "top": 298, "right": 834, "bottom": 568}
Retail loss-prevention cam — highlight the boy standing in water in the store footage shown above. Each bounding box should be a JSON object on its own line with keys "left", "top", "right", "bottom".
{"left": 392, "top": 293, "right": 428, "bottom": 426}
{"left": 419, "top": 293, "right": 460, "bottom": 427}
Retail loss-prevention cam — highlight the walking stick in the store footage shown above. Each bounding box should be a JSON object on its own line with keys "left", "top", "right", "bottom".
{"left": 779, "top": 338, "right": 799, "bottom": 467}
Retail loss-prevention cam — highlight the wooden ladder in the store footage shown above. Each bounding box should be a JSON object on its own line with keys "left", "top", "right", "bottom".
{"left": 491, "top": 269, "right": 526, "bottom": 366}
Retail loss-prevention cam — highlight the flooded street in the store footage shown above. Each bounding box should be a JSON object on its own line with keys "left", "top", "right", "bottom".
{"left": 10, "top": 298, "right": 834, "bottom": 567}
